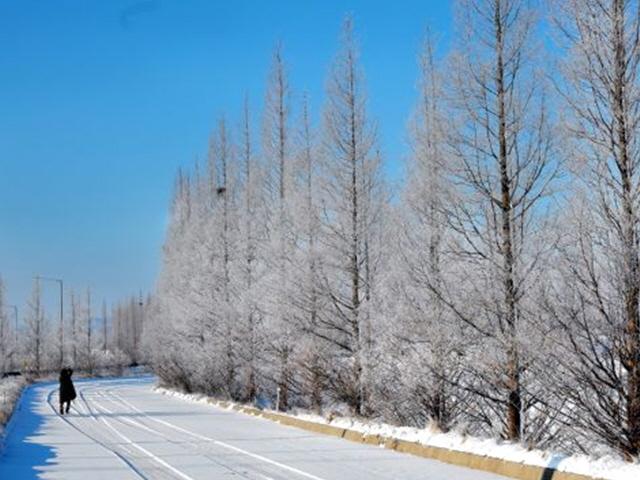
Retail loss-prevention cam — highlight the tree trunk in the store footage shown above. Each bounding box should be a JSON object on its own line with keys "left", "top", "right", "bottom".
{"left": 495, "top": 0, "right": 521, "bottom": 441}
{"left": 613, "top": 0, "right": 640, "bottom": 458}
{"left": 348, "top": 50, "right": 363, "bottom": 415}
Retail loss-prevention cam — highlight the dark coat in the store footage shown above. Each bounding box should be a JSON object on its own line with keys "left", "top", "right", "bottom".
{"left": 59, "top": 368, "right": 76, "bottom": 403}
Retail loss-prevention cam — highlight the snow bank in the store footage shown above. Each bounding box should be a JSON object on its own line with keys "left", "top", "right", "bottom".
{"left": 293, "top": 413, "right": 639, "bottom": 480}
{"left": 0, "top": 376, "right": 28, "bottom": 437}
{"left": 154, "top": 386, "right": 640, "bottom": 480}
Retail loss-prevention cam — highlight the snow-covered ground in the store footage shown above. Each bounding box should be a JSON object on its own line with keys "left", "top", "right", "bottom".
{"left": 0, "top": 376, "right": 28, "bottom": 436}
{"left": 0, "top": 376, "right": 511, "bottom": 479}
{"left": 158, "top": 387, "right": 640, "bottom": 480}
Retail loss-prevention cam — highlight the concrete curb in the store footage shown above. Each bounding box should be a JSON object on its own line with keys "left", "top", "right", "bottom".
{"left": 203, "top": 399, "right": 600, "bottom": 480}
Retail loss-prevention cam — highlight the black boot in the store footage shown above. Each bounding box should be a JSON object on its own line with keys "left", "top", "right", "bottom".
{"left": 59, "top": 405, "right": 64, "bottom": 415}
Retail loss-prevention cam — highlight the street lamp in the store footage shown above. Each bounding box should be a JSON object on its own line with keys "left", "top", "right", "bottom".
{"left": 35, "top": 276, "right": 64, "bottom": 367}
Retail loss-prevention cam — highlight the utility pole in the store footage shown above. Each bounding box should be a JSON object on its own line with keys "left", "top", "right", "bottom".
{"left": 36, "top": 276, "right": 64, "bottom": 368}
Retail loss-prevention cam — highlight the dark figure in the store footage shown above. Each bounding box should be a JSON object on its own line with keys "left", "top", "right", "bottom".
{"left": 59, "top": 368, "right": 76, "bottom": 415}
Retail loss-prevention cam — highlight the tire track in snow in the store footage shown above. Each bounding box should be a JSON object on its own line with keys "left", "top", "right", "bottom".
{"left": 76, "top": 387, "right": 138, "bottom": 458}
{"left": 111, "top": 385, "right": 390, "bottom": 480}
{"left": 76, "top": 380, "right": 181, "bottom": 478}
{"left": 45, "top": 387, "right": 148, "bottom": 479}
{"left": 105, "top": 386, "right": 328, "bottom": 480}
{"left": 76, "top": 384, "right": 195, "bottom": 480}
{"left": 89, "top": 391, "right": 258, "bottom": 480}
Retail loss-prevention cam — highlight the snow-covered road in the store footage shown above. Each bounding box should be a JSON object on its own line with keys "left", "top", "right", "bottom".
{"left": 0, "top": 377, "right": 510, "bottom": 479}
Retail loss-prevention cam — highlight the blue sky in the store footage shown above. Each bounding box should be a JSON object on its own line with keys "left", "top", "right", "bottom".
{"left": 0, "top": 0, "right": 452, "bottom": 314}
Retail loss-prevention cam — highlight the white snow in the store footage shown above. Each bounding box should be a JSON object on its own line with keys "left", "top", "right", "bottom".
{"left": 0, "top": 376, "right": 512, "bottom": 479}
{"left": 155, "top": 386, "right": 640, "bottom": 480}
{"left": 0, "top": 376, "right": 28, "bottom": 437}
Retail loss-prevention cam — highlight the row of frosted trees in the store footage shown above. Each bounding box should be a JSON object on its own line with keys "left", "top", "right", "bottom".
{"left": 0, "top": 275, "right": 146, "bottom": 375}
{"left": 150, "top": 0, "right": 640, "bottom": 461}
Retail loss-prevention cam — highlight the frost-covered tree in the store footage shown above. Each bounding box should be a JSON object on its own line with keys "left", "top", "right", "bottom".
{"left": 236, "top": 97, "right": 266, "bottom": 401}
{"left": 112, "top": 295, "right": 146, "bottom": 366}
{"left": 0, "top": 277, "right": 10, "bottom": 375}
{"left": 432, "top": 0, "right": 557, "bottom": 440}
{"left": 24, "top": 279, "right": 46, "bottom": 373}
{"left": 74, "top": 287, "right": 95, "bottom": 372}
{"left": 143, "top": 4, "right": 640, "bottom": 461}
{"left": 290, "top": 96, "right": 328, "bottom": 411}
{"left": 317, "top": 17, "right": 387, "bottom": 415}
{"left": 545, "top": 0, "right": 640, "bottom": 459}
{"left": 209, "top": 117, "right": 240, "bottom": 395}
{"left": 262, "top": 44, "right": 296, "bottom": 410}
{"left": 86, "top": 288, "right": 92, "bottom": 371}
{"left": 151, "top": 168, "right": 199, "bottom": 390}
{"left": 391, "top": 34, "right": 466, "bottom": 431}
{"left": 101, "top": 299, "right": 108, "bottom": 354}
{"left": 69, "top": 291, "right": 78, "bottom": 366}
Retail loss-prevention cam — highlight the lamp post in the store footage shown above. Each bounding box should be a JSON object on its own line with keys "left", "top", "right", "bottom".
{"left": 36, "top": 276, "right": 64, "bottom": 367}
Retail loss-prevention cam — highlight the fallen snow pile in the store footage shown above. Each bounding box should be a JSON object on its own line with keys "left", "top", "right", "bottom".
{"left": 0, "top": 376, "right": 28, "bottom": 436}
{"left": 294, "top": 413, "right": 639, "bottom": 480}
{"left": 155, "top": 386, "right": 640, "bottom": 480}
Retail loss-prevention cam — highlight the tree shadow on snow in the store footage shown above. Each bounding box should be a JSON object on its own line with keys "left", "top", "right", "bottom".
{"left": 0, "top": 384, "right": 57, "bottom": 479}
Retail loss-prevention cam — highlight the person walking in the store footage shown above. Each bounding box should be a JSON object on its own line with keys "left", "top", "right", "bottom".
{"left": 59, "top": 367, "right": 76, "bottom": 415}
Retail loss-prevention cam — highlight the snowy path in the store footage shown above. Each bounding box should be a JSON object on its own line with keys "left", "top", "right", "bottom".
{"left": 0, "top": 377, "right": 510, "bottom": 479}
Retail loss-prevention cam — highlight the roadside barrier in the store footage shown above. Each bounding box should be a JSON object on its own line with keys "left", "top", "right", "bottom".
{"left": 198, "top": 398, "right": 599, "bottom": 480}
